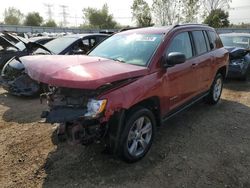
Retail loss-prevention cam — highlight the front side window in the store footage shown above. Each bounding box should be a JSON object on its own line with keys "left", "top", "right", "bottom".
{"left": 89, "top": 34, "right": 163, "bottom": 66}
{"left": 166, "top": 32, "right": 193, "bottom": 59}
{"left": 98, "top": 36, "right": 108, "bottom": 43}
{"left": 89, "top": 38, "right": 96, "bottom": 47}
{"left": 192, "top": 31, "right": 208, "bottom": 55}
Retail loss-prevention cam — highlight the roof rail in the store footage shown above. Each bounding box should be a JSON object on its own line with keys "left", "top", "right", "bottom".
{"left": 173, "top": 23, "right": 208, "bottom": 28}
{"left": 118, "top": 27, "right": 143, "bottom": 32}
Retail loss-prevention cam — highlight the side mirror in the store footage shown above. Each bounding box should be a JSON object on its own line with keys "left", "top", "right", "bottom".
{"left": 164, "top": 52, "right": 186, "bottom": 67}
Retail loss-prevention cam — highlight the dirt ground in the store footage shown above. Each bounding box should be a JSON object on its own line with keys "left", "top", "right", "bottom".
{"left": 0, "top": 78, "right": 250, "bottom": 188}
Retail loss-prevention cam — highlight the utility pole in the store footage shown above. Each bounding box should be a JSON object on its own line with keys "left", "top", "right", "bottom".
{"left": 60, "top": 5, "right": 69, "bottom": 27}
{"left": 44, "top": 3, "right": 53, "bottom": 21}
{"left": 75, "top": 14, "right": 78, "bottom": 27}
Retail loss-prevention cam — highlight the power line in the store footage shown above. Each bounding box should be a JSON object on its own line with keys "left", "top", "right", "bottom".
{"left": 59, "top": 5, "right": 69, "bottom": 27}
{"left": 44, "top": 3, "right": 53, "bottom": 21}
{"left": 230, "top": 5, "right": 250, "bottom": 10}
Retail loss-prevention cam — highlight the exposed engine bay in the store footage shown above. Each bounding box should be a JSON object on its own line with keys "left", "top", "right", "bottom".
{"left": 39, "top": 75, "right": 138, "bottom": 145}
{"left": 41, "top": 87, "right": 109, "bottom": 145}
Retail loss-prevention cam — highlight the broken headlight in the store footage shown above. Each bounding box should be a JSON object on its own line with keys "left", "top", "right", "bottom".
{"left": 84, "top": 99, "right": 107, "bottom": 118}
{"left": 230, "top": 59, "right": 244, "bottom": 66}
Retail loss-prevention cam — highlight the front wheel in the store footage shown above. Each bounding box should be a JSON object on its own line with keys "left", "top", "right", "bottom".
{"left": 119, "top": 107, "right": 156, "bottom": 163}
{"left": 205, "top": 73, "right": 223, "bottom": 105}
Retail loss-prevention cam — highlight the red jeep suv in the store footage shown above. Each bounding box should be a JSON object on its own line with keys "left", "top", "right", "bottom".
{"left": 22, "top": 24, "right": 229, "bottom": 162}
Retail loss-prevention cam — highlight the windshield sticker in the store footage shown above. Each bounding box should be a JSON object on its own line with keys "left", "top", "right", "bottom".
{"left": 136, "top": 36, "right": 157, "bottom": 42}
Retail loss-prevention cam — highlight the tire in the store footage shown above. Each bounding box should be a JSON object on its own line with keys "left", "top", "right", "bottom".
{"left": 205, "top": 73, "right": 223, "bottom": 105}
{"left": 119, "top": 107, "right": 156, "bottom": 163}
{"left": 240, "top": 73, "right": 247, "bottom": 81}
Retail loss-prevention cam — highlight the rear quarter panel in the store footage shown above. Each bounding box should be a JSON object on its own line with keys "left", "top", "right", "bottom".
{"left": 210, "top": 46, "right": 229, "bottom": 86}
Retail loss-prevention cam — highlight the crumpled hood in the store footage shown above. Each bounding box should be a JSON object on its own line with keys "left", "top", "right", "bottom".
{"left": 21, "top": 55, "right": 148, "bottom": 89}
{"left": 225, "top": 46, "right": 250, "bottom": 60}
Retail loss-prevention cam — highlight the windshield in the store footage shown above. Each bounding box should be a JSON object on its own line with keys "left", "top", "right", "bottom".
{"left": 220, "top": 35, "right": 250, "bottom": 49}
{"left": 89, "top": 33, "right": 163, "bottom": 66}
{"left": 35, "top": 37, "right": 77, "bottom": 54}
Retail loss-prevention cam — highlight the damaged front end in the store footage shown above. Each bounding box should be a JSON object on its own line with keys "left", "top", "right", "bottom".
{"left": 226, "top": 47, "right": 250, "bottom": 79}
{"left": 1, "top": 57, "right": 41, "bottom": 96}
{"left": 40, "top": 87, "right": 108, "bottom": 145}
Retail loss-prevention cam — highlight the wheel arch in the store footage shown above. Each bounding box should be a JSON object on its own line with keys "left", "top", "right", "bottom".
{"left": 216, "top": 65, "right": 227, "bottom": 79}
{"left": 125, "top": 96, "right": 161, "bottom": 127}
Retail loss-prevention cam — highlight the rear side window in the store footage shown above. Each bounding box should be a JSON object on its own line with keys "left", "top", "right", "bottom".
{"left": 167, "top": 32, "right": 193, "bottom": 59}
{"left": 192, "top": 31, "right": 208, "bottom": 55}
{"left": 203, "top": 31, "right": 211, "bottom": 50}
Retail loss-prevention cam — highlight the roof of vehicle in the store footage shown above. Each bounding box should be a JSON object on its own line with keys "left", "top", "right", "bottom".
{"left": 29, "top": 36, "right": 54, "bottom": 42}
{"left": 220, "top": 33, "right": 250, "bottom": 37}
{"left": 61, "top": 33, "right": 109, "bottom": 39}
{"left": 117, "top": 24, "right": 214, "bottom": 35}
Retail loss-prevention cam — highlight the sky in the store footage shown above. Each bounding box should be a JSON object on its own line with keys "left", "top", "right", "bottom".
{"left": 0, "top": 0, "right": 249, "bottom": 27}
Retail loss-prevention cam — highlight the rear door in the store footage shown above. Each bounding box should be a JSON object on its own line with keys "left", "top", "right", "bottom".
{"left": 190, "top": 30, "right": 213, "bottom": 92}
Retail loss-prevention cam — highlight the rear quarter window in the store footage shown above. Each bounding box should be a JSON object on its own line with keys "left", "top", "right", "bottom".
{"left": 208, "top": 31, "right": 223, "bottom": 49}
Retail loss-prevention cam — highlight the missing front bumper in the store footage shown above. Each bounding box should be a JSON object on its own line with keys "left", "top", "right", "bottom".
{"left": 41, "top": 108, "right": 87, "bottom": 123}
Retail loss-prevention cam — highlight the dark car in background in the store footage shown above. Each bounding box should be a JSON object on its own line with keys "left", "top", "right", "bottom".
{"left": 220, "top": 33, "right": 250, "bottom": 80}
{"left": 34, "top": 33, "right": 108, "bottom": 55}
{"left": 0, "top": 33, "right": 53, "bottom": 70}
{"left": 0, "top": 33, "right": 109, "bottom": 96}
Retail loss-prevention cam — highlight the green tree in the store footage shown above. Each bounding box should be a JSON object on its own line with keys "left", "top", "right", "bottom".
{"left": 4, "top": 7, "right": 23, "bottom": 25}
{"left": 24, "top": 12, "right": 43, "bottom": 26}
{"left": 203, "top": 9, "right": 229, "bottom": 28}
{"left": 202, "top": 0, "right": 232, "bottom": 17}
{"left": 43, "top": 20, "right": 57, "bottom": 27}
{"left": 182, "top": 0, "right": 200, "bottom": 23}
{"left": 83, "top": 4, "right": 117, "bottom": 29}
{"left": 152, "top": 0, "right": 182, "bottom": 26}
{"left": 131, "top": 0, "right": 153, "bottom": 27}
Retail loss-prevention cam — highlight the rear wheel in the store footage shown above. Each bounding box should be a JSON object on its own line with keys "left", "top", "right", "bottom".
{"left": 119, "top": 107, "right": 156, "bottom": 162}
{"left": 205, "top": 73, "right": 223, "bottom": 105}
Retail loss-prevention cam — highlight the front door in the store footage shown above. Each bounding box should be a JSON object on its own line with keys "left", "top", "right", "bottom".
{"left": 161, "top": 31, "right": 198, "bottom": 114}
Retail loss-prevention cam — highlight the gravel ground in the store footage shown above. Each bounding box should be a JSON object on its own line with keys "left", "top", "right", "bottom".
{"left": 0, "top": 78, "right": 250, "bottom": 188}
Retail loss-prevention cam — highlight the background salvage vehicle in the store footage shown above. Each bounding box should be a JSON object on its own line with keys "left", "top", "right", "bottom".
{"left": 0, "top": 33, "right": 109, "bottom": 96}
{"left": 0, "top": 32, "right": 53, "bottom": 70}
{"left": 22, "top": 24, "right": 228, "bottom": 162}
{"left": 220, "top": 33, "right": 250, "bottom": 80}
